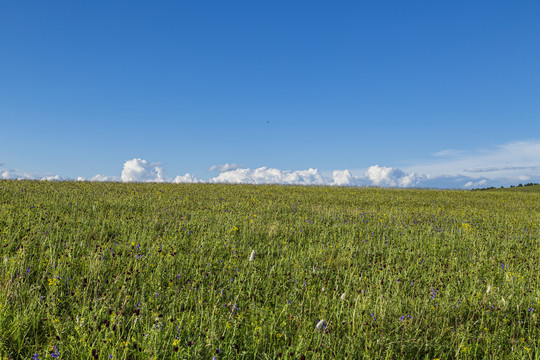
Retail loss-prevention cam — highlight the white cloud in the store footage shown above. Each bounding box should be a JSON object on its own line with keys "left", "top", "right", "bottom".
{"left": 92, "top": 174, "right": 119, "bottom": 182}
{"left": 365, "top": 165, "right": 426, "bottom": 187}
{"left": 464, "top": 179, "right": 488, "bottom": 188}
{"left": 121, "top": 158, "right": 164, "bottom": 183}
{"left": 1, "top": 167, "right": 62, "bottom": 181}
{"left": 40, "top": 175, "right": 64, "bottom": 181}
{"left": 1, "top": 169, "right": 29, "bottom": 179}
{"left": 173, "top": 174, "right": 201, "bottom": 183}
{"left": 211, "top": 167, "right": 327, "bottom": 185}
{"left": 332, "top": 169, "right": 354, "bottom": 186}
{"left": 208, "top": 163, "right": 243, "bottom": 172}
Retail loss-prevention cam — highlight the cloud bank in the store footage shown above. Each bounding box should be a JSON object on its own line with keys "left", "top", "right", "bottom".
{"left": 1, "top": 163, "right": 66, "bottom": 182}
{"left": 2, "top": 139, "right": 539, "bottom": 188}
{"left": 210, "top": 167, "right": 327, "bottom": 185}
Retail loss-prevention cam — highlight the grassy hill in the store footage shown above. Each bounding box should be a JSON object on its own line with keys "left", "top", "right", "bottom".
{"left": 1, "top": 180, "right": 539, "bottom": 359}
{"left": 503, "top": 184, "right": 540, "bottom": 192}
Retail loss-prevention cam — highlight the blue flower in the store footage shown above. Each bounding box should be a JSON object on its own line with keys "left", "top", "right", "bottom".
{"left": 50, "top": 346, "right": 60, "bottom": 358}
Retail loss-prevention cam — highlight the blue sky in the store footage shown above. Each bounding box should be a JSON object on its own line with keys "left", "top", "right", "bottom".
{"left": 1, "top": 1, "right": 539, "bottom": 187}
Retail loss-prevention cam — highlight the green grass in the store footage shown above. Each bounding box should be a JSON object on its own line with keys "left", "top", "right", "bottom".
{"left": 1, "top": 180, "right": 539, "bottom": 359}
{"left": 501, "top": 185, "right": 540, "bottom": 193}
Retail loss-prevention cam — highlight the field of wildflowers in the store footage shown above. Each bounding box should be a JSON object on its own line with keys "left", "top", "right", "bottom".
{"left": 0, "top": 180, "right": 539, "bottom": 359}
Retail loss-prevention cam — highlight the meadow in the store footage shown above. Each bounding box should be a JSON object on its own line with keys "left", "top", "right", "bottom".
{"left": 0, "top": 180, "right": 539, "bottom": 359}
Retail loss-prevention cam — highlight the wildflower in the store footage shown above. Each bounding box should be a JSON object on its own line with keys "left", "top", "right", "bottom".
{"left": 249, "top": 250, "right": 255, "bottom": 261}
{"left": 33, "top": 354, "right": 39, "bottom": 360}
{"left": 50, "top": 346, "right": 60, "bottom": 358}
{"left": 340, "top": 292, "right": 346, "bottom": 301}
{"left": 486, "top": 285, "right": 491, "bottom": 294}
{"left": 316, "top": 319, "right": 326, "bottom": 330}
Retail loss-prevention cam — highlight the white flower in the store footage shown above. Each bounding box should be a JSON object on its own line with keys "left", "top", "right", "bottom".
{"left": 249, "top": 250, "right": 255, "bottom": 261}
{"left": 316, "top": 319, "right": 325, "bottom": 330}
{"left": 340, "top": 292, "right": 346, "bottom": 301}
{"left": 486, "top": 285, "right": 491, "bottom": 294}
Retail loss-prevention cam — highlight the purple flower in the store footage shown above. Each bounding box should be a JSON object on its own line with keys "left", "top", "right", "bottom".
{"left": 316, "top": 319, "right": 326, "bottom": 330}
{"left": 50, "top": 346, "right": 60, "bottom": 358}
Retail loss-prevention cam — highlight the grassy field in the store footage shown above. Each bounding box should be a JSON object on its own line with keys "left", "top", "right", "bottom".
{"left": 1, "top": 180, "right": 539, "bottom": 359}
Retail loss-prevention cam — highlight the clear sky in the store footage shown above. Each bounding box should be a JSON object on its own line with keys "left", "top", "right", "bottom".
{"left": 1, "top": 1, "right": 539, "bottom": 188}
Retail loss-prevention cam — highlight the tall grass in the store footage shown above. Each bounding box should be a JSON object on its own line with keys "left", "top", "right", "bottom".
{"left": 1, "top": 180, "right": 539, "bottom": 359}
